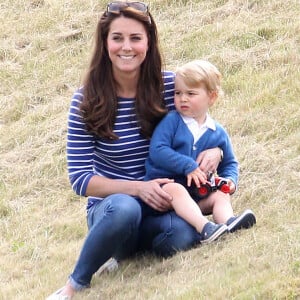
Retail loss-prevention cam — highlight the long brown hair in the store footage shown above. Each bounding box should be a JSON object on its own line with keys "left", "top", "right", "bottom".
{"left": 80, "top": 6, "right": 167, "bottom": 139}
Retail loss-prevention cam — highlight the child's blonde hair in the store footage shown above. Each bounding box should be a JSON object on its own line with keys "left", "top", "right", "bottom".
{"left": 176, "top": 60, "right": 223, "bottom": 96}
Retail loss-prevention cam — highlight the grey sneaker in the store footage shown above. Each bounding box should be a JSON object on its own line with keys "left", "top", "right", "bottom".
{"left": 46, "top": 287, "right": 71, "bottom": 300}
{"left": 227, "top": 209, "right": 256, "bottom": 233}
{"left": 201, "top": 222, "right": 228, "bottom": 244}
{"left": 96, "top": 257, "right": 118, "bottom": 276}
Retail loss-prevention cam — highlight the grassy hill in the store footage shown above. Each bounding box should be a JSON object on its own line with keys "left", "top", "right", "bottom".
{"left": 1, "top": 0, "right": 299, "bottom": 299}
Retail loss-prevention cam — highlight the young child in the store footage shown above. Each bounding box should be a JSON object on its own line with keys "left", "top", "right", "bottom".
{"left": 144, "top": 60, "right": 256, "bottom": 243}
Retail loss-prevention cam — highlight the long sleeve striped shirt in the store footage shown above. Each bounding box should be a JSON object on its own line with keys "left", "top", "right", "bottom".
{"left": 67, "top": 71, "right": 175, "bottom": 209}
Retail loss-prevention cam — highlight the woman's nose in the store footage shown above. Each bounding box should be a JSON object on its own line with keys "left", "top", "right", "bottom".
{"left": 122, "top": 39, "right": 132, "bottom": 50}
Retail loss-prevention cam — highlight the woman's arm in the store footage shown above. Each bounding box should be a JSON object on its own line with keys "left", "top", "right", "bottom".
{"left": 86, "top": 175, "right": 173, "bottom": 211}
{"left": 196, "top": 147, "right": 223, "bottom": 174}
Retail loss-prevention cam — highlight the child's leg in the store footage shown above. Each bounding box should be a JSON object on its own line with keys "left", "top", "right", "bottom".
{"left": 198, "top": 191, "right": 256, "bottom": 232}
{"left": 162, "top": 182, "right": 209, "bottom": 233}
{"left": 198, "top": 190, "right": 234, "bottom": 224}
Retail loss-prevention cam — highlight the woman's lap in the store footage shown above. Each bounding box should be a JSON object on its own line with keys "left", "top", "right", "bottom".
{"left": 138, "top": 210, "right": 202, "bottom": 257}
{"left": 70, "top": 194, "right": 201, "bottom": 290}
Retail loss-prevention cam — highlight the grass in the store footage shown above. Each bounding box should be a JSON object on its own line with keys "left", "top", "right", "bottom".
{"left": 1, "top": 0, "right": 300, "bottom": 299}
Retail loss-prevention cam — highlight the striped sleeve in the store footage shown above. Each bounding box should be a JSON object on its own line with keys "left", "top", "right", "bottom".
{"left": 162, "top": 71, "right": 176, "bottom": 111}
{"left": 67, "top": 89, "right": 96, "bottom": 196}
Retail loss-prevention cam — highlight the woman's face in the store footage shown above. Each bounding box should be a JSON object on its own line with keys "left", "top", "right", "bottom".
{"left": 107, "top": 16, "right": 149, "bottom": 75}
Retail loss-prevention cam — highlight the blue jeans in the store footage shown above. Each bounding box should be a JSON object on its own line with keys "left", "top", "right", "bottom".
{"left": 69, "top": 194, "right": 201, "bottom": 290}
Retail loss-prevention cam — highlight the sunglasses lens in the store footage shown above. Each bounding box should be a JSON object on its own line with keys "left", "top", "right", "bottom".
{"left": 130, "top": 2, "right": 148, "bottom": 12}
{"left": 107, "top": 2, "right": 148, "bottom": 13}
{"left": 107, "top": 2, "right": 122, "bottom": 12}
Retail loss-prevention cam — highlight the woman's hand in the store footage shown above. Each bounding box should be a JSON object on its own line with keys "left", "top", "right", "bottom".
{"left": 85, "top": 176, "right": 173, "bottom": 211}
{"left": 187, "top": 167, "right": 207, "bottom": 187}
{"left": 196, "top": 148, "right": 222, "bottom": 174}
{"left": 136, "top": 179, "right": 174, "bottom": 212}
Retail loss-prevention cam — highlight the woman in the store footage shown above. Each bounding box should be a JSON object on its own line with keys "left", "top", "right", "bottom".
{"left": 47, "top": 2, "right": 222, "bottom": 299}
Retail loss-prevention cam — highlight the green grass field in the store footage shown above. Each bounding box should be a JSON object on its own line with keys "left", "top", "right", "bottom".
{"left": 1, "top": 0, "right": 299, "bottom": 299}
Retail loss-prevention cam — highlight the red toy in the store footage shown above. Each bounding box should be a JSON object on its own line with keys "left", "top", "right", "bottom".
{"left": 198, "top": 173, "right": 230, "bottom": 199}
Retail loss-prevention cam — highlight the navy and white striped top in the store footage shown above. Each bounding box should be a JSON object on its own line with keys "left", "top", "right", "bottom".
{"left": 67, "top": 71, "right": 175, "bottom": 209}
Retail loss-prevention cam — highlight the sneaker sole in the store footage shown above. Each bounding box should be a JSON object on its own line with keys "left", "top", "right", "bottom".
{"left": 227, "top": 209, "right": 256, "bottom": 233}
{"left": 201, "top": 224, "right": 228, "bottom": 244}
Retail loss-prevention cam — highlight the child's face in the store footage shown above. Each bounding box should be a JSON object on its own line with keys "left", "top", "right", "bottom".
{"left": 174, "top": 74, "right": 217, "bottom": 122}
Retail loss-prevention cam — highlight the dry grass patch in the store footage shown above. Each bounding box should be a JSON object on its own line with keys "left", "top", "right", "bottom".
{"left": 1, "top": 0, "right": 300, "bottom": 299}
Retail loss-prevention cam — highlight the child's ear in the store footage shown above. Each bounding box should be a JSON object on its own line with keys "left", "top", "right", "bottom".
{"left": 209, "top": 91, "right": 218, "bottom": 106}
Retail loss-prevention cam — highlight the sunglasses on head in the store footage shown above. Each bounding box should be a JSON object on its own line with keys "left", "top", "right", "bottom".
{"left": 106, "top": 1, "right": 148, "bottom": 14}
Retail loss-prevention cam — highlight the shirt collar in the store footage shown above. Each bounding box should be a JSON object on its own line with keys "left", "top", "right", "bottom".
{"left": 181, "top": 113, "right": 216, "bottom": 131}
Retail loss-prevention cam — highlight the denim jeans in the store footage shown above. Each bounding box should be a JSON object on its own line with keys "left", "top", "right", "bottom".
{"left": 138, "top": 210, "right": 201, "bottom": 257}
{"left": 69, "top": 194, "right": 201, "bottom": 290}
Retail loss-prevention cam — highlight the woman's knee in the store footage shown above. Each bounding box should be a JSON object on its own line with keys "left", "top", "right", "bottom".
{"left": 88, "top": 194, "right": 142, "bottom": 229}
{"left": 152, "top": 212, "right": 201, "bottom": 257}
{"left": 107, "top": 193, "right": 141, "bottom": 215}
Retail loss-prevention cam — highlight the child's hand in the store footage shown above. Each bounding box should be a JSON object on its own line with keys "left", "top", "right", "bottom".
{"left": 187, "top": 167, "right": 207, "bottom": 187}
{"left": 227, "top": 179, "right": 236, "bottom": 194}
